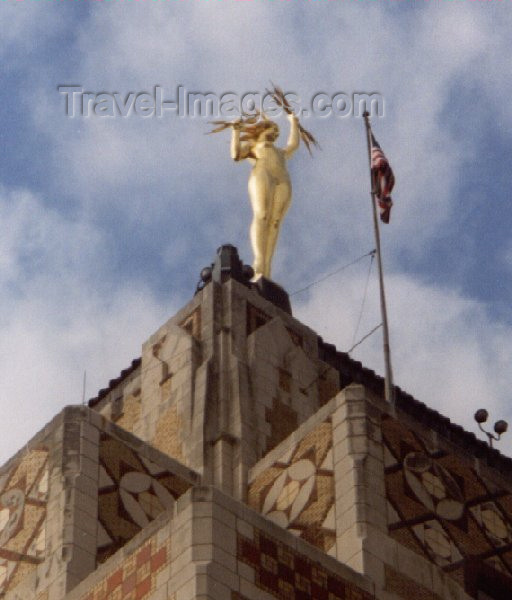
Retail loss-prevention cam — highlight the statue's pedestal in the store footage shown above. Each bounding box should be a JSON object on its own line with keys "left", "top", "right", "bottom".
{"left": 253, "top": 276, "right": 292, "bottom": 315}
{"left": 197, "top": 245, "right": 292, "bottom": 315}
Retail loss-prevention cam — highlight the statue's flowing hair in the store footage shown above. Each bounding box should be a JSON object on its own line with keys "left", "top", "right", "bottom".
{"left": 208, "top": 111, "right": 276, "bottom": 144}
{"left": 208, "top": 84, "right": 319, "bottom": 154}
{"left": 239, "top": 113, "right": 278, "bottom": 144}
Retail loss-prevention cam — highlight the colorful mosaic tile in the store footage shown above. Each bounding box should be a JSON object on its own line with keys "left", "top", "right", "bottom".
{"left": 238, "top": 528, "right": 373, "bottom": 599}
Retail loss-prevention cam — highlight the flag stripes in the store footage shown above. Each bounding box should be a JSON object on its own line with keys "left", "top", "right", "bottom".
{"left": 370, "top": 133, "right": 395, "bottom": 224}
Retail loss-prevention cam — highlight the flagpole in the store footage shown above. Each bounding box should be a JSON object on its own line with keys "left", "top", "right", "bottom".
{"left": 363, "top": 111, "right": 395, "bottom": 405}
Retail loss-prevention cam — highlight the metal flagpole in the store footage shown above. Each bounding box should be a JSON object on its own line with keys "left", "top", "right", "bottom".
{"left": 363, "top": 111, "right": 395, "bottom": 405}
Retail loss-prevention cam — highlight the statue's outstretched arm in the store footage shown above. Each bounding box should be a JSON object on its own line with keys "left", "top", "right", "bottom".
{"left": 230, "top": 124, "right": 252, "bottom": 162}
{"left": 283, "top": 113, "right": 300, "bottom": 159}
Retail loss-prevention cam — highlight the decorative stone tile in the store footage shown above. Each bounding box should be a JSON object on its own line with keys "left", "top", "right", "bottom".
{"left": 412, "top": 519, "right": 463, "bottom": 566}
{"left": 97, "top": 434, "right": 192, "bottom": 563}
{"left": 79, "top": 536, "right": 170, "bottom": 600}
{"left": 382, "top": 414, "right": 512, "bottom": 589}
{"left": 384, "top": 564, "right": 443, "bottom": 600}
{"left": 238, "top": 528, "right": 373, "bottom": 599}
{"left": 249, "top": 420, "right": 335, "bottom": 554}
{"left": 470, "top": 501, "right": 512, "bottom": 547}
{"left": 246, "top": 304, "right": 271, "bottom": 337}
{"left": 278, "top": 369, "right": 291, "bottom": 393}
{"left": 0, "top": 448, "right": 48, "bottom": 596}
{"left": 265, "top": 398, "right": 298, "bottom": 454}
{"left": 402, "top": 451, "right": 464, "bottom": 521}
{"left": 317, "top": 372, "right": 339, "bottom": 408}
{"left": 179, "top": 306, "right": 201, "bottom": 340}
{"left": 285, "top": 327, "right": 303, "bottom": 349}
{"left": 152, "top": 405, "right": 183, "bottom": 462}
{"left": 114, "top": 394, "right": 142, "bottom": 434}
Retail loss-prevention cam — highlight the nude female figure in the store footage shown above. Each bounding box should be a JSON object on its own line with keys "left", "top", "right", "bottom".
{"left": 209, "top": 86, "right": 317, "bottom": 280}
{"left": 230, "top": 113, "right": 299, "bottom": 280}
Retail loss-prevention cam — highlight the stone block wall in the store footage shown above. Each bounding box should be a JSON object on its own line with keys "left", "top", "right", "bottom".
{"left": 67, "top": 486, "right": 374, "bottom": 600}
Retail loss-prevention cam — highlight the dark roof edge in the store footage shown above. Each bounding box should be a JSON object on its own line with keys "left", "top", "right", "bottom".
{"left": 88, "top": 358, "right": 141, "bottom": 408}
{"left": 318, "top": 336, "right": 512, "bottom": 475}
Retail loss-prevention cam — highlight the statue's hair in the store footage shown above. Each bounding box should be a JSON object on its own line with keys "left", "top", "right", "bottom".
{"left": 208, "top": 100, "right": 318, "bottom": 155}
{"left": 239, "top": 117, "right": 278, "bottom": 143}
{"left": 208, "top": 111, "right": 277, "bottom": 143}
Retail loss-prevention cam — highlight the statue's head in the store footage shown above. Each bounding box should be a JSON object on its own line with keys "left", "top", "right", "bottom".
{"left": 237, "top": 114, "right": 280, "bottom": 145}
{"left": 258, "top": 121, "right": 279, "bottom": 143}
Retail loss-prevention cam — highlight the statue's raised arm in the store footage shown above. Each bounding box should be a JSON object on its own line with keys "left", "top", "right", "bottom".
{"left": 283, "top": 112, "right": 300, "bottom": 160}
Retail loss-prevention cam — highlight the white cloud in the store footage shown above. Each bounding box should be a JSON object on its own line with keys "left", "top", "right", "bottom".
{"left": 0, "top": 186, "right": 172, "bottom": 464}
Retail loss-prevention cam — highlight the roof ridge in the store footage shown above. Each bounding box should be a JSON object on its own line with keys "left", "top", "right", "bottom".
{"left": 317, "top": 334, "right": 512, "bottom": 474}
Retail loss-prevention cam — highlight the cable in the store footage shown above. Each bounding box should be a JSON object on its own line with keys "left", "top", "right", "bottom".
{"left": 290, "top": 250, "right": 376, "bottom": 297}
{"left": 351, "top": 251, "right": 375, "bottom": 348}
{"left": 347, "top": 323, "right": 382, "bottom": 355}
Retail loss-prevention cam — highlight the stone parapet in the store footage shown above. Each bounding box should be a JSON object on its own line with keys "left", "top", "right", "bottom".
{"left": 66, "top": 485, "right": 374, "bottom": 600}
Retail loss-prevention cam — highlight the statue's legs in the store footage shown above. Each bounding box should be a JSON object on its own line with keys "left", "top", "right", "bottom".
{"left": 248, "top": 173, "right": 273, "bottom": 279}
{"left": 264, "top": 182, "right": 291, "bottom": 279}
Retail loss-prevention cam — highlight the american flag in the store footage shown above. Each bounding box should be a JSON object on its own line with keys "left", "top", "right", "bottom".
{"left": 370, "top": 133, "right": 395, "bottom": 224}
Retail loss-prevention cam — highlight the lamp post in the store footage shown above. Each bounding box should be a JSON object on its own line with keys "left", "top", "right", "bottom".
{"left": 474, "top": 409, "right": 508, "bottom": 448}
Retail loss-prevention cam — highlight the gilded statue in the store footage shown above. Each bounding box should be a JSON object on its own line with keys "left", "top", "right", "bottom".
{"left": 210, "top": 86, "right": 317, "bottom": 281}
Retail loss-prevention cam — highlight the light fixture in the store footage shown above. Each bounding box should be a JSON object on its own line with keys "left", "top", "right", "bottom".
{"left": 474, "top": 409, "right": 508, "bottom": 448}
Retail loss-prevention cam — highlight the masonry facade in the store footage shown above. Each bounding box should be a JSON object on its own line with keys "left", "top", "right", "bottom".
{"left": 1, "top": 245, "right": 511, "bottom": 599}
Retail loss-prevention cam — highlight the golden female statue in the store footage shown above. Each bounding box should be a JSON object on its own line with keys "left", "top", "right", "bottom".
{"left": 230, "top": 113, "right": 299, "bottom": 280}
{"left": 210, "top": 87, "right": 317, "bottom": 281}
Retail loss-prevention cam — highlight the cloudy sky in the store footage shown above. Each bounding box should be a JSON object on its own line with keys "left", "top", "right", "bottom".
{"left": 1, "top": 0, "right": 511, "bottom": 463}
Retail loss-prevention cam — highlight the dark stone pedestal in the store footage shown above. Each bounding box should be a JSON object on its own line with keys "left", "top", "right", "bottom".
{"left": 196, "top": 245, "right": 291, "bottom": 315}
{"left": 253, "top": 277, "right": 292, "bottom": 315}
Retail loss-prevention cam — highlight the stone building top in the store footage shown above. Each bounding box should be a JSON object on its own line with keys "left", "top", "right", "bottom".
{"left": 3, "top": 244, "right": 512, "bottom": 600}
{"left": 89, "top": 244, "right": 512, "bottom": 479}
